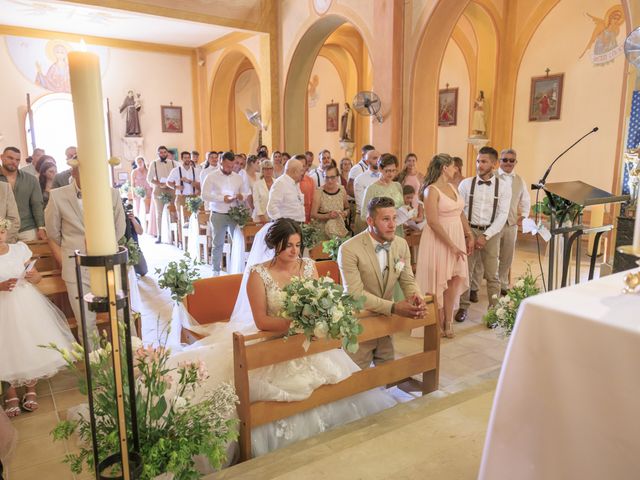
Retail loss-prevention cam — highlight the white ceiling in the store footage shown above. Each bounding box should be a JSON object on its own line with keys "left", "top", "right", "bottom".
{"left": 0, "top": 0, "right": 239, "bottom": 48}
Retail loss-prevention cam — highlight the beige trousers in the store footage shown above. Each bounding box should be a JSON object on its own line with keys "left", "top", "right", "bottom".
{"left": 348, "top": 336, "right": 394, "bottom": 370}
{"left": 152, "top": 187, "right": 174, "bottom": 237}
{"left": 459, "top": 228, "right": 500, "bottom": 310}
{"left": 498, "top": 224, "right": 518, "bottom": 291}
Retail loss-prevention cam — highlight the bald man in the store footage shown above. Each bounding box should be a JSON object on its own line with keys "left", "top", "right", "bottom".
{"left": 266, "top": 157, "right": 306, "bottom": 222}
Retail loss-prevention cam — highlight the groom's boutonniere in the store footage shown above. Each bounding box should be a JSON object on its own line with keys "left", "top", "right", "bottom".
{"left": 394, "top": 257, "right": 406, "bottom": 274}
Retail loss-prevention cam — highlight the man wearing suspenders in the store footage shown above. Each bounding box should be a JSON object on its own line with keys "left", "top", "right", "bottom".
{"left": 308, "top": 149, "right": 333, "bottom": 187}
{"left": 146, "top": 145, "right": 176, "bottom": 243}
{"left": 347, "top": 144, "right": 374, "bottom": 197}
{"left": 167, "top": 151, "right": 201, "bottom": 211}
{"left": 455, "top": 146, "right": 511, "bottom": 323}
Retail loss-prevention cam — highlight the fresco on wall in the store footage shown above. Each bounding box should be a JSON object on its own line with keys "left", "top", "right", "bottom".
{"left": 308, "top": 74, "right": 320, "bottom": 108}
{"left": 579, "top": 4, "right": 625, "bottom": 65}
{"left": 5, "top": 36, "right": 110, "bottom": 93}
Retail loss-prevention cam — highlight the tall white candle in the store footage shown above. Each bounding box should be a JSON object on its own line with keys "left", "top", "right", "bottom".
{"left": 68, "top": 50, "right": 117, "bottom": 297}
{"left": 634, "top": 186, "right": 640, "bottom": 253}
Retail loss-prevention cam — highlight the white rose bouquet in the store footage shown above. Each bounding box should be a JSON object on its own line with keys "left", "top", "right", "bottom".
{"left": 280, "top": 275, "right": 365, "bottom": 353}
{"left": 483, "top": 265, "right": 541, "bottom": 336}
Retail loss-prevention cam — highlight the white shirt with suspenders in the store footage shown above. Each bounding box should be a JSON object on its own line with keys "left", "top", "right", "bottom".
{"left": 167, "top": 164, "right": 200, "bottom": 196}
{"left": 458, "top": 175, "right": 511, "bottom": 240}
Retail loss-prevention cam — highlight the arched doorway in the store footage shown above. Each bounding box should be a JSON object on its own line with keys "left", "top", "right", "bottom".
{"left": 283, "top": 15, "right": 372, "bottom": 156}
{"left": 209, "top": 48, "right": 262, "bottom": 152}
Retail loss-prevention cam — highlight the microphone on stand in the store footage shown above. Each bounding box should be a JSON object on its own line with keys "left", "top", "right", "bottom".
{"left": 531, "top": 126, "right": 599, "bottom": 191}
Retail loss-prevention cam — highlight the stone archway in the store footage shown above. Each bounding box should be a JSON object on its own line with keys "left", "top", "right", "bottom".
{"left": 209, "top": 47, "right": 261, "bottom": 151}
{"left": 282, "top": 14, "right": 372, "bottom": 154}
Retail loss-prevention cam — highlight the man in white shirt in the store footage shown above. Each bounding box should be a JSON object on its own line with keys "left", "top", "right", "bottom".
{"left": 146, "top": 145, "right": 176, "bottom": 243}
{"left": 497, "top": 148, "right": 530, "bottom": 295}
{"left": 455, "top": 146, "right": 512, "bottom": 323}
{"left": 353, "top": 149, "right": 380, "bottom": 233}
{"left": 201, "top": 151, "right": 249, "bottom": 275}
{"left": 168, "top": 151, "right": 201, "bottom": 211}
{"left": 199, "top": 151, "right": 219, "bottom": 184}
{"left": 266, "top": 158, "right": 305, "bottom": 222}
{"left": 347, "top": 144, "right": 375, "bottom": 197}
{"left": 308, "top": 149, "right": 332, "bottom": 187}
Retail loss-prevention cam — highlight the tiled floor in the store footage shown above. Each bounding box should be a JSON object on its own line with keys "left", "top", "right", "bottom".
{"left": 3, "top": 234, "right": 602, "bottom": 479}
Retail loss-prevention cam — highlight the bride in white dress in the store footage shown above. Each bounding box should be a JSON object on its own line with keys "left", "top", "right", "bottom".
{"left": 170, "top": 218, "right": 397, "bottom": 457}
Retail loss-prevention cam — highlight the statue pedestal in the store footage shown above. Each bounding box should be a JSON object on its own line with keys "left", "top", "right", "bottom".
{"left": 122, "top": 136, "right": 144, "bottom": 165}
{"left": 467, "top": 136, "right": 489, "bottom": 152}
{"left": 339, "top": 140, "right": 355, "bottom": 159}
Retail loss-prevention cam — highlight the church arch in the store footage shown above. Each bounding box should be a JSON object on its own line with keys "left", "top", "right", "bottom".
{"left": 282, "top": 15, "right": 372, "bottom": 155}
{"left": 209, "top": 46, "right": 261, "bottom": 151}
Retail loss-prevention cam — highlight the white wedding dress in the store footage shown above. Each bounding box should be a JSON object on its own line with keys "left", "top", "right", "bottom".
{"left": 169, "top": 224, "right": 397, "bottom": 457}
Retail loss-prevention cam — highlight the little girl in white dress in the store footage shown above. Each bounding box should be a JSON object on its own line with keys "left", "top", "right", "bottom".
{"left": 0, "top": 218, "right": 74, "bottom": 417}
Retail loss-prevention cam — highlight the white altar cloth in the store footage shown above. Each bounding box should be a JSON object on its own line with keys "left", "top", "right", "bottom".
{"left": 479, "top": 269, "right": 640, "bottom": 480}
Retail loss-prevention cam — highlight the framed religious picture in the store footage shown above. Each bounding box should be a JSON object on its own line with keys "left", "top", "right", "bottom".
{"left": 326, "top": 102, "right": 339, "bottom": 132}
{"left": 161, "top": 105, "right": 183, "bottom": 133}
{"left": 438, "top": 88, "right": 458, "bottom": 126}
{"left": 529, "top": 74, "right": 564, "bottom": 121}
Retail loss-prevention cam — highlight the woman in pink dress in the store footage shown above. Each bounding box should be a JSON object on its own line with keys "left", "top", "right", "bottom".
{"left": 131, "top": 156, "right": 153, "bottom": 233}
{"left": 414, "top": 154, "right": 474, "bottom": 338}
{"left": 395, "top": 153, "right": 424, "bottom": 208}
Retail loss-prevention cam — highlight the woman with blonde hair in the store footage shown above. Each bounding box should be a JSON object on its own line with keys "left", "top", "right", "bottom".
{"left": 414, "top": 153, "right": 474, "bottom": 338}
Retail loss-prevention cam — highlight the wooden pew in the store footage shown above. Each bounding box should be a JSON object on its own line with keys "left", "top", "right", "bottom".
{"left": 232, "top": 297, "right": 439, "bottom": 461}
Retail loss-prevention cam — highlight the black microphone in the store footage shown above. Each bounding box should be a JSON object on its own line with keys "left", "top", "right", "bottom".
{"left": 532, "top": 127, "right": 599, "bottom": 190}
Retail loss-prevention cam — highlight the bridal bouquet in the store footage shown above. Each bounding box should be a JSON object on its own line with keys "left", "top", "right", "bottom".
{"left": 280, "top": 276, "right": 365, "bottom": 353}
{"left": 46, "top": 331, "right": 238, "bottom": 479}
{"left": 484, "top": 265, "right": 540, "bottom": 336}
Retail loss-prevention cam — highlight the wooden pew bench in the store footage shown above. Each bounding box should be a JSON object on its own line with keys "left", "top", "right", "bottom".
{"left": 232, "top": 296, "right": 439, "bottom": 461}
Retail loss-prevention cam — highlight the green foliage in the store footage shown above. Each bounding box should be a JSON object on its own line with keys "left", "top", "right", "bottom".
{"left": 159, "top": 192, "right": 173, "bottom": 205}
{"left": 119, "top": 236, "right": 141, "bottom": 267}
{"left": 44, "top": 331, "right": 238, "bottom": 480}
{"left": 119, "top": 181, "right": 130, "bottom": 196}
{"left": 185, "top": 196, "right": 203, "bottom": 214}
{"left": 227, "top": 205, "right": 251, "bottom": 227}
{"left": 155, "top": 253, "right": 201, "bottom": 302}
{"left": 133, "top": 186, "right": 147, "bottom": 198}
{"left": 301, "top": 222, "right": 321, "bottom": 250}
{"left": 322, "top": 236, "right": 349, "bottom": 261}
{"left": 280, "top": 276, "right": 365, "bottom": 353}
{"left": 533, "top": 194, "right": 583, "bottom": 224}
{"left": 483, "top": 265, "right": 541, "bottom": 336}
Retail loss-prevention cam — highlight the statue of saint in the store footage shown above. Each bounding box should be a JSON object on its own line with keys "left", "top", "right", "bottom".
{"left": 120, "top": 90, "right": 142, "bottom": 137}
{"left": 339, "top": 103, "right": 354, "bottom": 142}
{"left": 471, "top": 91, "right": 487, "bottom": 137}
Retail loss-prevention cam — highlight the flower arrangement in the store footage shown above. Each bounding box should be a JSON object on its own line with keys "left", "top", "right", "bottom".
{"left": 321, "top": 236, "right": 349, "bottom": 261}
{"left": 227, "top": 205, "right": 251, "bottom": 227}
{"left": 280, "top": 275, "right": 365, "bottom": 353}
{"left": 119, "top": 236, "right": 142, "bottom": 267}
{"left": 533, "top": 194, "right": 583, "bottom": 224}
{"left": 159, "top": 192, "right": 173, "bottom": 205}
{"left": 46, "top": 333, "right": 238, "bottom": 479}
{"left": 301, "top": 222, "right": 321, "bottom": 250}
{"left": 483, "top": 266, "right": 541, "bottom": 336}
{"left": 133, "top": 186, "right": 147, "bottom": 198}
{"left": 155, "top": 253, "right": 201, "bottom": 302}
{"left": 119, "top": 181, "right": 131, "bottom": 196}
{"left": 185, "top": 196, "right": 203, "bottom": 214}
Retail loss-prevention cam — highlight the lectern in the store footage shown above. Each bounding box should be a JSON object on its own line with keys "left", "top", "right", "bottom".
{"left": 540, "top": 181, "right": 628, "bottom": 290}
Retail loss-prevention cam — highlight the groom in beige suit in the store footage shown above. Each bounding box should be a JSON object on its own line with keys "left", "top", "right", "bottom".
{"left": 45, "top": 166, "right": 126, "bottom": 339}
{"left": 338, "top": 196, "right": 427, "bottom": 369}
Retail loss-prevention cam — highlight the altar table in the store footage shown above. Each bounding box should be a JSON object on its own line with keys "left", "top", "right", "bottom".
{"left": 478, "top": 269, "right": 640, "bottom": 480}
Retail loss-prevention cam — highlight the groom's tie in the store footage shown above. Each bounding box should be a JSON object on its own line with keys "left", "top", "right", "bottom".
{"left": 375, "top": 242, "right": 391, "bottom": 253}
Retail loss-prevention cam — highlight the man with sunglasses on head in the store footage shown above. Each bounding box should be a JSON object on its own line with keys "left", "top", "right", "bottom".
{"left": 496, "top": 149, "right": 530, "bottom": 296}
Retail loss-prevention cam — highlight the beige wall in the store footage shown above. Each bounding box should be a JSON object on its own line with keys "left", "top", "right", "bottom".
{"left": 307, "top": 56, "right": 345, "bottom": 159}
{"left": 437, "top": 40, "right": 471, "bottom": 161}
{"left": 0, "top": 35, "right": 195, "bottom": 170}
{"left": 512, "top": 0, "right": 626, "bottom": 199}
{"left": 234, "top": 68, "right": 260, "bottom": 153}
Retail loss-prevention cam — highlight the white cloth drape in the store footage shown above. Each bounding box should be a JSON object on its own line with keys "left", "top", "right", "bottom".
{"left": 160, "top": 204, "right": 172, "bottom": 244}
